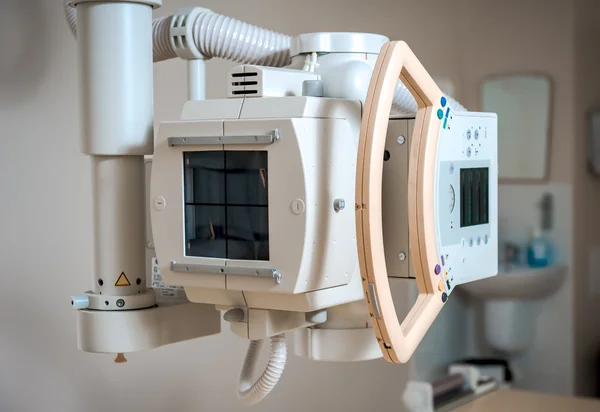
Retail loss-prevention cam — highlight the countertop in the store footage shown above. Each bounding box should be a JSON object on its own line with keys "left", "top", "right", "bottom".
{"left": 454, "top": 390, "right": 600, "bottom": 411}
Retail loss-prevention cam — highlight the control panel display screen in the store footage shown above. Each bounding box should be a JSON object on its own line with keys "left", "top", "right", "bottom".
{"left": 460, "top": 167, "right": 489, "bottom": 227}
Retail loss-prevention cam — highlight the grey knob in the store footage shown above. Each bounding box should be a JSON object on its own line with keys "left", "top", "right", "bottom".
{"left": 302, "top": 80, "right": 324, "bottom": 97}
{"left": 223, "top": 308, "right": 245, "bottom": 323}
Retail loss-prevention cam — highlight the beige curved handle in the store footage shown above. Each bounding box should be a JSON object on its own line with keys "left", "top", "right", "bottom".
{"left": 356, "top": 41, "right": 446, "bottom": 363}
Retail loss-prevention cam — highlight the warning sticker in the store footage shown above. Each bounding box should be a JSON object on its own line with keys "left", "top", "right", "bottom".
{"left": 115, "top": 272, "right": 131, "bottom": 287}
{"left": 151, "top": 257, "right": 183, "bottom": 298}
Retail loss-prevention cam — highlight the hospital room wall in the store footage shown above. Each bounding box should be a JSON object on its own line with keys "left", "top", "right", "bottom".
{"left": 573, "top": 0, "right": 600, "bottom": 397}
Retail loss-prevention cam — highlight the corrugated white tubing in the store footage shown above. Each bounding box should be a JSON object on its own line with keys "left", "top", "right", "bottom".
{"left": 64, "top": 1, "right": 76, "bottom": 37}
{"left": 190, "top": 10, "right": 291, "bottom": 67}
{"left": 393, "top": 82, "right": 466, "bottom": 113}
{"left": 238, "top": 334, "right": 287, "bottom": 406}
{"left": 63, "top": 3, "right": 465, "bottom": 113}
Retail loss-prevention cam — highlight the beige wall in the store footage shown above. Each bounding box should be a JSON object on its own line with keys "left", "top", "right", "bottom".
{"left": 0, "top": 0, "right": 584, "bottom": 410}
{"left": 574, "top": 0, "right": 600, "bottom": 397}
{"left": 461, "top": 0, "right": 576, "bottom": 183}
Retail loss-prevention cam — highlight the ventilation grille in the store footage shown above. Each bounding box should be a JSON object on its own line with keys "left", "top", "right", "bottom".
{"left": 229, "top": 71, "right": 260, "bottom": 97}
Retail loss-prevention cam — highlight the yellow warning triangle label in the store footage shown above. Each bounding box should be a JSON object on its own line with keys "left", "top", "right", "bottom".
{"left": 115, "top": 272, "right": 131, "bottom": 287}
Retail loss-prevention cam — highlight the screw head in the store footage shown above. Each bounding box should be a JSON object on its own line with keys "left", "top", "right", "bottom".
{"left": 291, "top": 199, "right": 306, "bottom": 215}
{"left": 398, "top": 252, "right": 406, "bottom": 261}
{"left": 116, "top": 299, "right": 125, "bottom": 308}
{"left": 154, "top": 196, "right": 166, "bottom": 211}
{"left": 397, "top": 135, "right": 405, "bottom": 145}
{"left": 147, "top": 241, "right": 154, "bottom": 248}
{"left": 334, "top": 198, "right": 346, "bottom": 212}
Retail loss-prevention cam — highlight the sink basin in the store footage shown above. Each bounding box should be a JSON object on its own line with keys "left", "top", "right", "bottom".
{"left": 459, "top": 264, "right": 567, "bottom": 300}
{"left": 458, "top": 264, "right": 567, "bottom": 354}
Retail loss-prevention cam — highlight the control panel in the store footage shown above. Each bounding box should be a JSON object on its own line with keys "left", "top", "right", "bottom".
{"left": 435, "top": 108, "right": 498, "bottom": 294}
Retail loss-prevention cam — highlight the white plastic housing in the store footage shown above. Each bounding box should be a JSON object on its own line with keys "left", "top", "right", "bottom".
{"left": 76, "top": 1, "right": 154, "bottom": 155}
{"left": 293, "top": 301, "right": 382, "bottom": 361}
{"left": 286, "top": 51, "right": 380, "bottom": 103}
{"left": 151, "top": 97, "right": 361, "bottom": 298}
{"left": 228, "top": 65, "right": 320, "bottom": 98}
{"left": 435, "top": 111, "right": 498, "bottom": 294}
{"left": 77, "top": 301, "right": 220, "bottom": 353}
{"left": 285, "top": 33, "right": 389, "bottom": 103}
{"left": 290, "top": 32, "right": 389, "bottom": 56}
{"left": 92, "top": 157, "right": 148, "bottom": 297}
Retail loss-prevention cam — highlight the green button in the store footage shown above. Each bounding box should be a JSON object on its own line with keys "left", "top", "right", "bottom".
{"left": 437, "top": 109, "right": 444, "bottom": 119}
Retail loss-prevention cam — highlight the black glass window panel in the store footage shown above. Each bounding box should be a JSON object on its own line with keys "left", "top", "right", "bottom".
{"left": 184, "top": 151, "right": 225, "bottom": 205}
{"left": 460, "top": 167, "right": 489, "bottom": 228}
{"left": 184, "top": 151, "right": 269, "bottom": 260}
{"left": 226, "top": 151, "right": 268, "bottom": 206}
{"left": 185, "top": 205, "right": 227, "bottom": 258}
{"left": 226, "top": 206, "right": 269, "bottom": 260}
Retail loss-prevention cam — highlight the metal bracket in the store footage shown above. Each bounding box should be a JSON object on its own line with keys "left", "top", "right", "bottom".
{"left": 170, "top": 261, "right": 281, "bottom": 284}
{"left": 368, "top": 283, "right": 382, "bottom": 319}
{"left": 168, "top": 129, "right": 279, "bottom": 147}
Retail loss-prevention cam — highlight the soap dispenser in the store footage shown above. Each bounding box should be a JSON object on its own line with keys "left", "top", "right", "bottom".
{"left": 527, "top": 227, "right": 552, "bottom": 268}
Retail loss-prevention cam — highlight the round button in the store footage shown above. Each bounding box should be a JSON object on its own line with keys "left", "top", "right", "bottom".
{"left": 434, "top": 264, "right": 441, "bottom": 275}
{"left": 484, "top": 234, "right": 489, "bottom": 244}
{"left": 441, "top": 96, "right": 447, "bottom": 107}
{"left": 467, "top": 147, "right": 472, "bottom": 157}
{"left": 474, "top": 129, "right": 480, "bottom": 140}
{"left": 477, "top": 236, "right": 481, "bottom": 246}
{"left": 154, "top": 196, "right": 166, "bottom": 211}
{"left": 437, "top": 109, "right": 444, "bottom": 119}
{"left": 438, "top": 280, "right": 444, "bottom": 291}
{"left": 469, "top": 238, "right": 474, "bottom": 247}
{"left": 466, "top": 129, "right": 472, "bottom": 140}
{"left": 441, "top": 292, "right": 448, "bottom": 303}
{"left": 291, "top": 199, "right": 305, "bottom": 215}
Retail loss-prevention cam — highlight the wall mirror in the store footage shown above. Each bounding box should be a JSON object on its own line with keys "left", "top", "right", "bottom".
{"left": 481, "top": 74, "right": 552, "bottom": 182}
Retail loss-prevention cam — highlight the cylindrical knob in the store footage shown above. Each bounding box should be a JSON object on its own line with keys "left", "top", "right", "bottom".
{"left": 71, "top": 295, "right": 90, "bottom": 309}
{"left": 302, "top": 80, "right": 324, "bottom": 97}
{"left": 223, "top": 308, "right": 246, "bottom": 323}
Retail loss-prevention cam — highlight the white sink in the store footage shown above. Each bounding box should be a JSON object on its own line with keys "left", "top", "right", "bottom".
{"left": 458, "top": 264, "right": 567, "bottom": 354}
{"left": 459, "top": 264, "right": 567, "bottom": 300}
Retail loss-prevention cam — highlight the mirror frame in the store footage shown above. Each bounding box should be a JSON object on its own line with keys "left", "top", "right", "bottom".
{"left": 479, "top": 72, "right": 553, "bottom": 184}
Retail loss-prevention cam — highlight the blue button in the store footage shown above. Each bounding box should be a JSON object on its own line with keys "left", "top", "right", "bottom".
{"left": 441, "top": 96, "right": 447, "bottom": 107}
{"left": 437, "top": 109, "right": 444, "bottom": 119}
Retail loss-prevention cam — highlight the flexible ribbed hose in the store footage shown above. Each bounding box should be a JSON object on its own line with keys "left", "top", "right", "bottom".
{"left": 64, "top": 1, "right": 76, "bottom": 36}
{"left": 238, "top": 334, "right": 287, "bottom": 406}
{"left": 153, "top": 15, "right": 177, "bottom": 62}
{"left": 393, "top": 81, "right": 466, "bottom": 114}
{"left": 191, "top": 10, "right": 291, "bottom": 67}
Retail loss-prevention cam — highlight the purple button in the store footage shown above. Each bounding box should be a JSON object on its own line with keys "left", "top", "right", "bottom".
{"left": 434, "top": 264, "right": 441, "bottom": 275}
{"left": 441, "top": 255, "right": 445, "bottom": 266}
